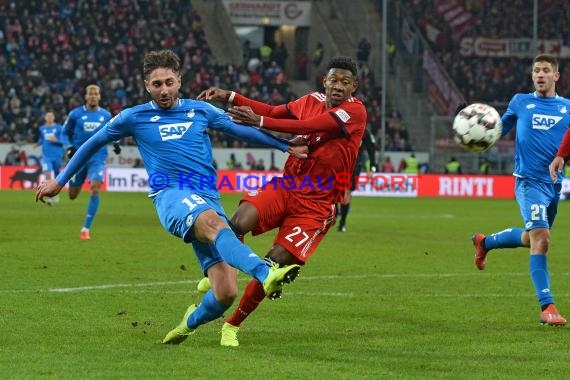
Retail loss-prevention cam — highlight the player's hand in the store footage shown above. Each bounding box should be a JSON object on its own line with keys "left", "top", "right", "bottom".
{"left": 197, "top": 87, "right": 230, "bottom": 102}
{"left": 36, "top": 180, "right": 63, "bottom": 204}
{"left": 227, "top": 106, "right": 261, "bottom": 126}
{"left": 549, "top": 156, "right": 565, "bottom": 183}
{"left": 66, "top": 146, "right": 76, "bottom": 159}
{"left": 455, "top": 102, "right": 468, "bottom": 116}
{"left": 288, "top": 135, "right": 309, "bottom": 146}
{"left": 288, "top": 145, "right": 308, "bottom": 159}
{"left": 113, "top": 142, "right": 122, "bottom": 155}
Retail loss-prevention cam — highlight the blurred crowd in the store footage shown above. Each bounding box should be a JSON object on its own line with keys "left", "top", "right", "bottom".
{"left": 0, "top": 0, "right": 413, "bottom": 157}
{"left": 0, "top": 0, "right": 296, "bottom": 149}
{"left": 405, "top": 0, "right": 570, "bottom": 104}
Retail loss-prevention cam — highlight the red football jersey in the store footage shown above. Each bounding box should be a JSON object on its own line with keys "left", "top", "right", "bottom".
{"left": 280, "top": 92, "right": 366, "bottom": 203}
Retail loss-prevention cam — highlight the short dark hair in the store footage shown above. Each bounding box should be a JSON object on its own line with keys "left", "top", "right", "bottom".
{"left": 533, "top": 54, "right": 558, "bottom": 72}
{"left": 326, "top": 56, "right": 358, "bottom": 77}
{"left": 143, "top": 50, "right": 181, "bottom": 80}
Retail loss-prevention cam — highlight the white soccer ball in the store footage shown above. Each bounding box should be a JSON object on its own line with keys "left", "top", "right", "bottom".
{"left": 452, "top": 103, "right": 502, "bottom": 153}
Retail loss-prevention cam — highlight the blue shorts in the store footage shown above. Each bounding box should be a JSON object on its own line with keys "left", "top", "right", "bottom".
{"left": 41, "top": 156, "right": 63, "bottom": 175}
{"left": 151, "top": 188, "right": 227, "bottom": 274}
{"left": 515, "top": 177, "right": 561, "bottom": 230}
{"left": 68, "top": 158, "right": 106, "bottom": 187}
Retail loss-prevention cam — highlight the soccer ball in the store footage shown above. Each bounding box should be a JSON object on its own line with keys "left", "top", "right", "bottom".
{"left": 452, "top": 103, "right": 502, "bottom": 153}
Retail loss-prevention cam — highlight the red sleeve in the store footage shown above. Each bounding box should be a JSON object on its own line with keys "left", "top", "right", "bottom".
{"left": 557, "top": 128, "right": 570, "bottom": 159}
{"left": 261, "top": 102, "right": 366, "bottom": 136}
{"left": 233, "top": 93, "right": 293, "bottom": 119}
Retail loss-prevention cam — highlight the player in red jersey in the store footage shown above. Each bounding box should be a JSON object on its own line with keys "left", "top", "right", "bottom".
{"left": 197, "top": 56, "right": 366, "bottom": 346}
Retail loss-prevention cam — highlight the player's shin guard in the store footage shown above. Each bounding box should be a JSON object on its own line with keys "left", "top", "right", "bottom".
{"left": 484, "top": 227, "right": 524, "bottom": 250}
{"left": 83, "top": 195, "right": 100, "bottom": 229}
{"left": 226, "top": 279, "right": 266, "bottom": 327}
{"left": 529, "top": 254, "right": 554, "bottom": 309}
{"left": 188, "top": 290, "right": 231, "bottom": 329}
{"left": 214, "top": 228, "right": 267, "bottom": 282}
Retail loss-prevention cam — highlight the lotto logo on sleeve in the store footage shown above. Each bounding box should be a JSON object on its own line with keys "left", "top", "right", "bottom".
{"left": 159, "top": 122, "right": 192, "bottom": 141}
{"left": 334, "top": 109, "right": 350, "bottom": 123}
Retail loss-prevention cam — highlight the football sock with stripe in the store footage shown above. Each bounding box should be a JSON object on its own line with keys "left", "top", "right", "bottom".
{"left": 529, "top": 254, "right": 553, "bottom": 309}
{"left": 483, "top": 227, "right": 524, "bottom": 250}
{"left": 214, "top": 228, "right": 268, "bottom": 283}
{"left": 83, "top": 195, "right": 100, "bottom": 229}
{"left": 187, "top": 290, "right": 230, "bottom": 329}
{"left": 226, "top": 279, "right": 266, "bottom": 327}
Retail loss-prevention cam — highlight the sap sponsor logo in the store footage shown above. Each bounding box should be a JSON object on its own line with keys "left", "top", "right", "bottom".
{"left": 83, "top": 121, "right": 101, "bottom": 132}
{"left": 532, "top": 114, "right": 562, "bottom": 130}
{"left": 159, "top": 122, "right": 193, "bottom": 141}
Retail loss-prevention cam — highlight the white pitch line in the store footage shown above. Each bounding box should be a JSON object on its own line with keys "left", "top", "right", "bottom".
{"left": 1, "top": 271, "right": 568, "bottom": 294}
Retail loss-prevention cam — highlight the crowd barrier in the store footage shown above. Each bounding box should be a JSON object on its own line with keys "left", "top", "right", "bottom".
{"left": 0, "top": 166, "right": 528, "bottom": 199}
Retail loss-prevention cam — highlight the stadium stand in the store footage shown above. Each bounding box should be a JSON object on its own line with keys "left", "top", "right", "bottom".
{"left": 0, "top": 0, "right": 296, "bottom": 149}
{"left": 404, "top": 0, "right": 570, "bottom": 103}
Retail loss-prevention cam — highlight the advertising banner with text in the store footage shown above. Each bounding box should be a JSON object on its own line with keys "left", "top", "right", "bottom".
{"left": 0, "top": 167, "right": 534, "bottom": 200}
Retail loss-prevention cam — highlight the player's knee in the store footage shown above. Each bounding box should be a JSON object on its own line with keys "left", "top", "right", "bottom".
{"left": 69, "top": 191, "right": 79, "bottom": 200}
{"left": 215, "top": 288, "right": 238, "bottom": 305}
{"left": 267, "top": 247, "right": 301, "bottom": 266}
{"left": 195, "top": 211, "right": 229, "bottom": 242}
{"left": 530, "top": 229, "right": 550, "bottom": 253}
{"left": 230, "top": 202, "right": 259, "bottom": 235}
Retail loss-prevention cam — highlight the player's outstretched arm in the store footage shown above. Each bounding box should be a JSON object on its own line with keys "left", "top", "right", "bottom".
{"left": 55, "top": 127, "right": 112, "bottom": 186}
{"left": 36, "top": 180, "right": 63, "bottom": 203}
{"left": 196, "top": 87, "right": 231, "bottom": 102}
{"left": 229, "top": 105, "right": 360, "bottom": 135}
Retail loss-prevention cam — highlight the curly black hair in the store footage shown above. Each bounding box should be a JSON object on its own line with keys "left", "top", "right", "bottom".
{"left": 326, "top": 56, "right": 358, "bottom": 77}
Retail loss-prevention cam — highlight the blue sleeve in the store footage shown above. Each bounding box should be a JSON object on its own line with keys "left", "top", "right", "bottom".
{"left": 105, "top": 111, "right": 132, "bottom": 141}
{"left": 205, "top": 103, "right": 289, "bottom": 152}
{"left": 223, "top": 122, "right": 289, "bottom": 152}
{"left": 63, "top": 112, "right": 75, "bottom": 143}
{"left": 501, "top": 95, "right": 518, "bottom": 137}
{"left": 55, "top": 126, "right": 112, "bottom": 186}
{"left": 37, "top": 127, "right": 44, "bottom": 145}
{"left": 58, "top": 125, "right": 70, "bottom": 147}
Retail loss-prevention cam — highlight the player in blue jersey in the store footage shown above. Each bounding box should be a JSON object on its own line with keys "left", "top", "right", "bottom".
{"left": 472, "top": 54, "right": 570, "bottom": 326}
{"left": 36, "top": 111, "right": 66, "bottom": 205}
{"left": 36, "top": 49, "right": 305, "bottom": 345}
{"left": 63, "top": 84, "right": 118, "bottom": 240}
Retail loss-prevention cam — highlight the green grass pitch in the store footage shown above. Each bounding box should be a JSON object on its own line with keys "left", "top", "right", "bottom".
{"left": 2, "top": 190, "right": 570, "bottom": 379}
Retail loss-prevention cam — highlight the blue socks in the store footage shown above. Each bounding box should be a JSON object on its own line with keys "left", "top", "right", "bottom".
{"left": 83, "top": 195, "right": 100, "bottom": 229}
{"left": 214, "top": 228, "right": 268, "bottom": 283}
{"left": 529, "top": 254, "right": 553, "bottom": 308}
{"left": 483, "top": 228, "right": 524, "bottom": 250}
{"left": 187, "top": 290, "right": 230, "bottom": 329}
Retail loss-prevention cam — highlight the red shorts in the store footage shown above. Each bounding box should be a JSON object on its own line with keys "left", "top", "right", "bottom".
{"left": 240, "top": 186, "right": 336, "bottom": 263}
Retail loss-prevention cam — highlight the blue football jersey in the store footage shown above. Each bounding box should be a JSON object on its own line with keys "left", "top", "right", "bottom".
{"left": 64, "top": 105, "right": 112, "bottom": 160}
{"left": 501, "top": 92, "right": 570, "bottom": 183}
{"left": 104, "top": 99, "right": 288, "bottom": 198}
{"left": 38, "top": 123, "right": 66, "bottom": 158}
